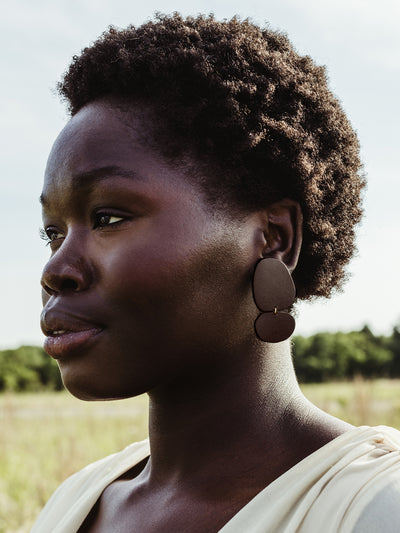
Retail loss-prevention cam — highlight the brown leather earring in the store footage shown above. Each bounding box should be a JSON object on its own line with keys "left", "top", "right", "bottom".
{"left": 252, "top": 258, "right": 296, "bottom": 343}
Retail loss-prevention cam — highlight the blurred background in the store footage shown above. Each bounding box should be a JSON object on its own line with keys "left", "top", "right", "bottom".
{"left": 1, "top": 1, "right": 399, "bottom": 531}
{"left": 1, "top": 0, "right": 399, "bottom": 349}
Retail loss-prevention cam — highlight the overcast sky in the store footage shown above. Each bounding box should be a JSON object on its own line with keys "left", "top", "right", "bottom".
{"left": 1, "top": 0, "right": 399, "bottom": 348}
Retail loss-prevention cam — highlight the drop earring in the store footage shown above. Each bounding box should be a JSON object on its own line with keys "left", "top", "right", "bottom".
{"left": 252, "top": 258, "right": 296, "bottom": 343}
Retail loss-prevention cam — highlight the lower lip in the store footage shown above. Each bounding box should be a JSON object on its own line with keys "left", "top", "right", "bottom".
{"left": 44, "top": 328, "right": 103, "bottom": 359}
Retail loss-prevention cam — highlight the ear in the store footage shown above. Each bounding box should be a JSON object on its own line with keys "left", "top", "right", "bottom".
{"left": 262, "top": 199, "right": 303, "bottom": 272}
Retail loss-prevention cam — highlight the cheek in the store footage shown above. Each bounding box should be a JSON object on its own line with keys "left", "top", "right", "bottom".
{"left": 91, "top": 211, "right": 258, "bottom": 360}
{"left": 96, "top": 236, "right": 250, "bottom": 344}
{"left": 99, "top": 243, "right": 189, "bottom": 305}
{"left": 92, "top": 248, "right": 202, "bottom": 360}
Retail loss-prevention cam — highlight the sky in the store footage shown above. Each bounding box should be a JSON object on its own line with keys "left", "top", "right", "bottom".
{"left": 1, "top": 0, "right": 399, "bottom": 348}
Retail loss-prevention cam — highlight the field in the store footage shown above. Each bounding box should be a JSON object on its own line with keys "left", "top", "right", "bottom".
{"left": 2, "top": 379, "right": 400, "bottom": 532}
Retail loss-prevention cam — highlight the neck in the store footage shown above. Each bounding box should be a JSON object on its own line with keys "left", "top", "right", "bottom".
{"left": 145, "top": 341, "right": 315, "bottom": 486}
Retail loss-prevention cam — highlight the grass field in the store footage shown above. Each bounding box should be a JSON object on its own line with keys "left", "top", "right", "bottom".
{"left": 2, "top": 379, "right": 400, "bottom": 532}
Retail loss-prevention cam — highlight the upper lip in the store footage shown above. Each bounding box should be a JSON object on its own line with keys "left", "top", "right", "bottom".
{"left": 41, "top": 305, "right": 104, "bottom": 337}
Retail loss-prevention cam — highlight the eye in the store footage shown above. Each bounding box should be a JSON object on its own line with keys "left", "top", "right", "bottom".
{"left": 93, "top": 213, "right": 125, "bottom": 229}
{"left": 39, "top": 227, "right": 64, "bottom": 246}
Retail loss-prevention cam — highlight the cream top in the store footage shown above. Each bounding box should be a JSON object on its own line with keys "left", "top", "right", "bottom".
{"left": 31, "top": 426, "right": 400, "bottom": 532}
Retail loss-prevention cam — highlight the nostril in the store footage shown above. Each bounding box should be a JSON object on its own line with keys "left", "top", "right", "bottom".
{"left": 41, "top": 282, "right": 56, "bottom": 296}
{"left": 41, "top": 251, "right": 93, "bottom": 295}
{"left": 41, "top": 277, "right": 82, "bottom": 295}
{"left": 61, "top": 279, "right": 79, "bottom": 291}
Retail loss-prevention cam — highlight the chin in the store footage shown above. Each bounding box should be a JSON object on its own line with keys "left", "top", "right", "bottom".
{"left": 61, "top": 371, "right": 146, "bottom": 402}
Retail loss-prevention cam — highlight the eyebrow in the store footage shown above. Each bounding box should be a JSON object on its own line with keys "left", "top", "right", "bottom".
{"left": 39, "top": 165, "right": 142, "bottom": 207}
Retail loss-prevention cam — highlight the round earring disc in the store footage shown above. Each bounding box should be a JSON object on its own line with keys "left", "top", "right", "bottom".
{"left": 255, "top": 312, "right": 295, "bottom": 343}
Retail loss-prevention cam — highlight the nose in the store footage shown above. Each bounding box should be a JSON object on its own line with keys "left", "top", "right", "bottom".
{"left": 41, "top": 233, "right": 94, "bottom": 296}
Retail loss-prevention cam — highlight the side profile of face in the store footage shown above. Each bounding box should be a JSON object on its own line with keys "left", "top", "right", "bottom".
{"left": 40, "top": 101, "right": 264, "bottom": 400}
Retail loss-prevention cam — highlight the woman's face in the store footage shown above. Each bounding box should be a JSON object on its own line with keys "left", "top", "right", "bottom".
{"left": 40, "top": 101, "right": 261, "bottom": 400}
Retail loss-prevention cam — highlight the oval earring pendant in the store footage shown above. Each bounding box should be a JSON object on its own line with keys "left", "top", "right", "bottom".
{"left": 253, "top": 258, "right": 295, "bottom": 312}
{"left": 255, "top": 312, "right": 295, "bottom": 343}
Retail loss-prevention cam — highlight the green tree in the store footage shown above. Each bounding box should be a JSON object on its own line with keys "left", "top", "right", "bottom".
{"left": 0, "top": 346, "right": 62, "bottom": 392}
{"left": 293, "top": 326, "right": 393, "bottom": 382}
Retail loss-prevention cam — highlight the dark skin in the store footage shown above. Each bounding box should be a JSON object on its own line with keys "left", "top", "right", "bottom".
{"left": 40, "top": 100, "right": 351, "bottom": 532}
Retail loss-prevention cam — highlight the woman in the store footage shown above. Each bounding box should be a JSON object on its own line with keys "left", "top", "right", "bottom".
{"left": 33, "top": 13, "right": 400, "bottom": 533}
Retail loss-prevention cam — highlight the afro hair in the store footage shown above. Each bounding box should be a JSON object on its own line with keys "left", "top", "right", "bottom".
{"left": 57, "top": 13, "right": 365, "bottom": 300}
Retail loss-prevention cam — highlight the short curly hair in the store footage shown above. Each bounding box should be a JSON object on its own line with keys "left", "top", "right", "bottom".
{"left": 57, "top": 12, "right": 364, "bottom": 300}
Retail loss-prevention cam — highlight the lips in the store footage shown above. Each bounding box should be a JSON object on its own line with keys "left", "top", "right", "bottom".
{"left": 41, "top": 308, "right": 104, "bottom": 359}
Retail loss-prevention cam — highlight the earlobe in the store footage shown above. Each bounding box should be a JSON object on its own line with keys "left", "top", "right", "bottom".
{"left": 263, "top": 199, "right": 303, "bottom": 272}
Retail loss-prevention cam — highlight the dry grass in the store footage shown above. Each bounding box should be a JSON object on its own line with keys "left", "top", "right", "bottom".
{"left": 0, "top": 392, "right": 149, "bottom": 533}
{"left": 1, "top": 379, "right": 400, "bottom": 532}
{"left": 301, "top": 377, "right": 400, "bottom": 427}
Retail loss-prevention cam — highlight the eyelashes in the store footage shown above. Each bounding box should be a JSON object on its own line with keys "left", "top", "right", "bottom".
{"left": 39, "top": 228, "right": 48, "bottom": 241}
{"left": 39, "top": 212, "right": 127, "bottom": 246}
{"left": 39, "top": 227, "right": 65, "bottom": 246}
{"left": 39, "top": 227, "right": 57, "bottom": 246}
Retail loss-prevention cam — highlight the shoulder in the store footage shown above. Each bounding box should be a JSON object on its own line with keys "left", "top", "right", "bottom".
{"left": 339, "top": 426, "right": 400, "bottom": 532}
{"left": 31, "top": 439, "right": 150, "bottom": 533}
{"left": 296, "top": 426, "right": 400, "bottom": 533}
{"left": 351, "top": 477, "right": 400, "bottom": 532}
{"left": 51, "top": 438, "right": 149, "bottom": 497}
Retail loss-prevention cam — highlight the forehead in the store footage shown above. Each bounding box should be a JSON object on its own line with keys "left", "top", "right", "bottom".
{"left": 45, "top": 102, "right": 153, "bottom": 182}
{"left": 42, "top": 101, "right": 199, "bottom": 208}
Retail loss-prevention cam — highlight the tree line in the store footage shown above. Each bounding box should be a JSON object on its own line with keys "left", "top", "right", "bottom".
{"left": 2, "top": 325, "right": 400, "bottom": 391}
{"left": 293, "top": 326, "right": 400, "bottom": 383}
